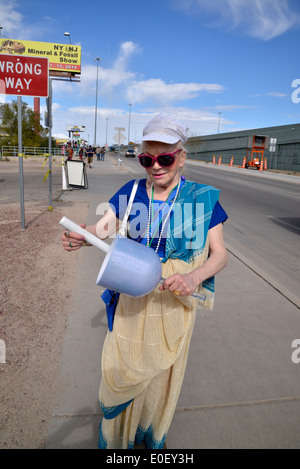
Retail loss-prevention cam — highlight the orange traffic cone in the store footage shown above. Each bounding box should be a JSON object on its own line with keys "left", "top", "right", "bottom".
{"left": 259, "top": 158, "right": 264, "bottom": 171}
{"left": 218, "top": 156, "right": 222, "bottom": 165}
{"left": 229, "top": 156, "right": 234, "bottom": 167}
{"left": 240, "top": 157, "right": 246, "bottom": 168}
{"left": 264, "top": 158, "right": 267, "bottom": 170}
{"left": 213, "top": 155, "right": 216, "bottom": 165}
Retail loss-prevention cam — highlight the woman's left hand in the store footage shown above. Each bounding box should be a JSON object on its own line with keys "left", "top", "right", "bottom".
{"left": 62, "top": 224, "right": 87, "bottom": 251}
{"left": 159, "top": 272, "right": 198, "bottom": 297}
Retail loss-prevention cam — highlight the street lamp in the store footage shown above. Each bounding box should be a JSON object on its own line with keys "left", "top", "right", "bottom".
{"left": 218, "top": 112, "right": 222, "bottom": 134}
{"left": 0, "top": 26, "right": 3, "bottom": 38}
{"left": 94, "top": 57, "right": 101, "bottom": 146}
{"left": 128, "top": 103, "right": 132, "bottom": 145}
{"left": 106, "top": 118, "right": 109, "bottom": 146}
{"left": 64, "top": 32, "right": 71, "bottom": 44}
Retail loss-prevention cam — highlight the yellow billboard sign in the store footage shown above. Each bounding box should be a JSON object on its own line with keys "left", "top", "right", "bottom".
{"left": 0, "top": 39, "right": 81, "bottom": 74}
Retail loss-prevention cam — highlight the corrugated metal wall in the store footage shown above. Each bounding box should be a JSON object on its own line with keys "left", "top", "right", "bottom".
{"left": 186, "top": 123, "right": 300, "bottom": 172}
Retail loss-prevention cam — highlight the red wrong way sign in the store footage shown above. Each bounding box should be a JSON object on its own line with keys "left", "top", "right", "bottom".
{"left": 0, "top": 54, "right": 48, "bottom": 97}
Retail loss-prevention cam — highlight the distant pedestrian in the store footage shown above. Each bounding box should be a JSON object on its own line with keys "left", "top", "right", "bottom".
{"left": 100, "top": 147, "right": 105, "bottom": 161}
{"left": 96, "top": 146, "right": 101, "bottom": 161}
{"left": 86, "top": 145, "right": 94, "bottom": 168}
{"left": 65, "top": 142, "right": 73, "bottom": 160}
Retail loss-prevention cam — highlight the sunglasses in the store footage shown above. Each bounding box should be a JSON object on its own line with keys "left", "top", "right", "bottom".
{"left": 138, "top": 149, "right": 182, "bottom": 168}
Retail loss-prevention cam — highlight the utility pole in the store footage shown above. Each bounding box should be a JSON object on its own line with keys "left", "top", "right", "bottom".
{"left": 128, "top": 103, "right": 132, "bottom": 145}
{"left": 94, "top": 57, "right": 101, "bottom": 146}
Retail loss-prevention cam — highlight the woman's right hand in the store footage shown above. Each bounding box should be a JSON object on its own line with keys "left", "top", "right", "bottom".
{"left": 62, "top": 224, "right": 87, "bottom": 252}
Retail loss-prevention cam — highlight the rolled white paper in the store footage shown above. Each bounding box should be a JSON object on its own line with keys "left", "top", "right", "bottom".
{"left": 59, "top": 216, "right": 110, "bottom": 253}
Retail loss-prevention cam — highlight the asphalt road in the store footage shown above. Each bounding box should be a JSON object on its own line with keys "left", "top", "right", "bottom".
{"left": 116, "top": 153, "right": 300, "bottom": 308}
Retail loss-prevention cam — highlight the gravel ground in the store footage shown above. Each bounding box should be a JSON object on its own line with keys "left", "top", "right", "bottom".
{"left": 0, "top": 158, "right": 88, "bottom": 449}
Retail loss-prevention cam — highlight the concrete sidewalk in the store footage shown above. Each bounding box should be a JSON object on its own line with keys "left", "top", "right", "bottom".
{"left": 46, "top": 157, "right": 300, "bottom": 449}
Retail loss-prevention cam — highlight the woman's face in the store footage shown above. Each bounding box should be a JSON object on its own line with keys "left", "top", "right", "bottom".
{"left": 142, "top": 141, "right": 186, "bottom": 190}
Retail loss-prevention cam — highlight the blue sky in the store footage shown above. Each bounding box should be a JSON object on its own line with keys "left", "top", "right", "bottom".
{"left": 0, "top": 0, "right": 300, "bottom": 145}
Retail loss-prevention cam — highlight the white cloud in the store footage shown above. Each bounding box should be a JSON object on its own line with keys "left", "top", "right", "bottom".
{"left": 0, "top": 0, "right": 57, "bottom": 40}
{"left": 172, "top": 0, "right": 300, "bottom": 40}
{"left": 249, "top": 92, "right": 289, "bottom": 98}
{"left": 51, "top": 103, "right": 234, "bottom": 144}
{"left": 206, "top": 104, "right": 258, "bottom": 112}
{"left": 55, "top": 40, "right": 223, "bottom": 109}
{"left": 0, "top": 0, "right": 23, "bottom": 37}
{"left": 139, "top": 106, "right": 235, "bottom": 137}
{"left": 267, "top": 92, "right": 289, "bottom": 98}
{"left": 117, "top": 41, "right": 141, "bottom": 68}
{"left": 126, "top": 78, "right": 224, "bottom": 105}
{"left": 69, "top": 41, "right": 139, "bottom": 99}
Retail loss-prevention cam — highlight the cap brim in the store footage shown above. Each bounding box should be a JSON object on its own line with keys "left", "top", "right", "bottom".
{"left": 141, "top": 133, "right": 179, "bottom": 144}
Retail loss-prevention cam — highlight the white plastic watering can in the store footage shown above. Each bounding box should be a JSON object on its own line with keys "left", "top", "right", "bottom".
{"left": 59, "top": 217, "right": 206, "bottom": 301}
{"left": 60, "top": 217, "right": 162, "bottom": 297}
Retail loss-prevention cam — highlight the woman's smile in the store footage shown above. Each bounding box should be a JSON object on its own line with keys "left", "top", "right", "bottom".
{"left": 152, "top": 172, "right": 166, "bottom": 179}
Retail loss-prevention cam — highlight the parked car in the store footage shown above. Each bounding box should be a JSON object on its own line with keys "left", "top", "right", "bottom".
{"left": 125, "top": 149, "right": 136, "bottom": 157}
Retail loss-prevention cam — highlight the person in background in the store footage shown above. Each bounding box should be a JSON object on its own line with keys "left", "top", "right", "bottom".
{"left": 100, "top": 147, "right": 105, "bottom": 161}
{"left": 65, "top": 142, "right": 73, "bottom": 160}
{"left": 61, "top": 113, "right": 228, "bottom": 449}
{"left": 86, "top": 145, "right": 94, "bottom": 168}
{"left": 96, "top": 146, "right": 101, "bottom": 161}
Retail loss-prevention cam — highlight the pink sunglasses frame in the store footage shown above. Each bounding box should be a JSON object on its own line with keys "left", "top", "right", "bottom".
{"left": 138, "top": 149, "right": 182, "bottom": 168}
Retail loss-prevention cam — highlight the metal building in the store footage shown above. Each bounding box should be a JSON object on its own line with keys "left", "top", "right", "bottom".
{"left": 186, "top": 123, "right": 300, "bottom": 172}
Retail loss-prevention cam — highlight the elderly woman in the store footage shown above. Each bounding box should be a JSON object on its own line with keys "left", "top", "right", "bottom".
{"left": 62, "top": 114, "right": 228, "bottom": 449}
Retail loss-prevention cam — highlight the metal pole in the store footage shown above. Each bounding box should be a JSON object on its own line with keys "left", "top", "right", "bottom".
{"left": 118, "top": 129, "right": 121, "bottom": 170}
{"left": 128, "top": 103, "right": 132, "bottom": 144}
{"left": 18, "top": 96, "right": 25, "bottom": 230}
{"left": 48, "top": 78, "right": 53, "bottom": 210}
{"left": 106, "top": 118, "right": 108, "bottom": 146}
{"left": 94, "top": 58, "right": 101, "bottom": 146}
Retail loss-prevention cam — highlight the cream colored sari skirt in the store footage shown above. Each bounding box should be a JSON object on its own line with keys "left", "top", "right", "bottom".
{"left": 98, "top": 247, "right": 211, "bottom": 449}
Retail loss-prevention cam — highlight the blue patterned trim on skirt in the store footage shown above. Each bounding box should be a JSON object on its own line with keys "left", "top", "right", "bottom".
{"left": 98, "top": 419, "right": 166, "bottom": 449}
{"left": 135, "top": 424, "right": 166, "bottom": 449}
{"left": 98, "top": 420, "right": 107, "bottom": 449}
{"left": 100, "top": 399, "right": 133, "bottom": 420}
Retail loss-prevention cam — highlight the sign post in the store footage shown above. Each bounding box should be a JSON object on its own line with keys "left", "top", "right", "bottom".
{"left": 48, "top": 78, "right": 53, "bottom": 210}
{"left": 17, "top": 96, "right": 25, "bottom": 230}
{"left": 0, "top": 54, "right": 49, "bottom": 229}
{"left": 114, "top": 127, "right": 125, "bottom": 170}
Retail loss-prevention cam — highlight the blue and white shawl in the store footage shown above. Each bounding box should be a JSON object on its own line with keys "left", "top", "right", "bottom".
{"left": 162, "top": 180, "right": 220, "bottom": 296}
